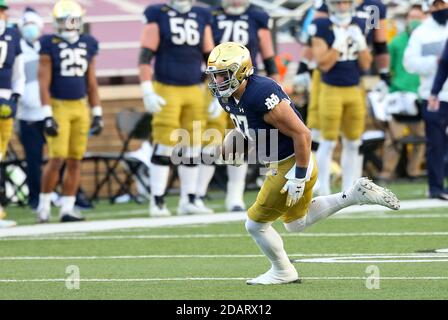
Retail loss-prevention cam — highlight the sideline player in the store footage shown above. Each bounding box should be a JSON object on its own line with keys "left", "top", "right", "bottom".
{"left": 197, "top": 0, "right": 279, "bottom": 212}
{"left": 309, "top": 0, "right": 373, "bottom": 195}
{"left": 205, "top": 42, "right": 399, "bottom": 284}
{"left": 37, "top": 0, "right": 103, "bottom": 223}
{"left": 303, "top": 0, "right": 390, "bottom": 190}
{"left": 139, "top": 0, "right": 214, "bottom": 216}
{"left": 0, "top": 0, "right": 24, "bottom": 228}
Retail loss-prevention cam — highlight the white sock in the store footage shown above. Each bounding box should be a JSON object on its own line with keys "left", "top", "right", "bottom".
{"left": 60, "top": 196, "right": 76, "bottom": 216}
{"left": 178, "top": 165, "right": 199, "bottom": 204}
{"left": 315, "top": 139, "right": 336, "bottom": 196}
{"left": 150, "top": 164, "right": 170, "bottom": 196}
{"left": 341, "top": 138, "right": 362, "bottom": 191}
{"left": 245, "top": 219, "right": 293, "bottom": 271}
{"left": 38, "top": 193, "right": 52, "bottom": 211}
{"left": 196, "top": 164, "right": 216, "bottom": 197}
{"left": 226, "top": 164, "right": 247, "bottom": 209}
{"left": 284, "top": 192, "right": 356, "bottom": 232}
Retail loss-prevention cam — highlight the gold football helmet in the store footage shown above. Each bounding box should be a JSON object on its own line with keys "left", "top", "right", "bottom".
{"left": 53, "top": 0, "right": 84, "bottom": 42}
{"left": 206, "top": 42, "right": 254, "bottom": 98}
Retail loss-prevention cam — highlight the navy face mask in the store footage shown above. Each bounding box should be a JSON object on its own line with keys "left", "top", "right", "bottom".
{"left": 432, "top": 8, "right": 448, "bottom": 25}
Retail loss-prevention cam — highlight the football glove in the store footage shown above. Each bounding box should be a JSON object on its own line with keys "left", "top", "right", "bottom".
{"left": 347, "top": 24, "right": 368, "bottom": 52}
{"left": 141, "top": 81, "right": 166, "bottom": 114}
{"left": 280, "top": 165, "right": 308, "bottom": 207}
{"left": 90, "top": 106, "right": 104, "bottom": 136}
{"left": 0, "top": 100, "right": 15, "bottom": 119}
{"left": 42, "top": 105, "right": 59, "bottom": 137}
{"left": 332, "top": 26, "right": 349, "bottom": 52}
{"left": 208, "top": 98, "right": 223, "bottom": 119}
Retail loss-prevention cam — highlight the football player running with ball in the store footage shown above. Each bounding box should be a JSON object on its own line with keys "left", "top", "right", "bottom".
{"left": 310, "top": 0, "right": 373, "bottom": 196}
{"left": 139, "top": 0, "right": 214, "bottom": 217}
{"left": 196, "top": 0, "right": 279, "bottom": 212}
{"left": 205, "top": 42, "right": 399, "bottom": 285}
{"left": 37, "top": 0, "right": 103, "bottom": 223}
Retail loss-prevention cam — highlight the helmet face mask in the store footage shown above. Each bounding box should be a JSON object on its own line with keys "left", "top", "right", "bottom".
{"left": 207, "top": 64, "right": 241, "bottom": 98}
{"left": 53, "top": 0, "right": 84, "bottom": 43}
{"left": 326, "top": 0, "right": 356, "bottom": 26}
{"left": 206, "top": 42, "right": 254, "bottom": 98}
{"left": 222, "top": 0, "right": 250, "bottom": 15}
{"left": 170, "top": 0, "right": 195, "bottom": 14}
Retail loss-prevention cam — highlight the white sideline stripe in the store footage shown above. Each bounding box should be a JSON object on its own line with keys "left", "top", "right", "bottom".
{"left": 1, "top": 199, "right": 447, "bottom": 238}
{"left": 1, "top": 253, "right": 448, "bottom": 261}
{"left": 2, "top": 231, "right": 448, "bottom": 241}
{"left": 1, "top": 277, "right": 448, "bottom": 283}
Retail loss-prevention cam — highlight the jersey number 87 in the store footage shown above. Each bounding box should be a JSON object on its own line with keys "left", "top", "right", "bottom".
{"left": 60, "top": 48, "right": 88, "bottom": 77}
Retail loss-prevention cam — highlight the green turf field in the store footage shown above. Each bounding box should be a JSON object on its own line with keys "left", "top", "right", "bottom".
{"left": 1, "top": 181, "right": 448, "bottom": 300}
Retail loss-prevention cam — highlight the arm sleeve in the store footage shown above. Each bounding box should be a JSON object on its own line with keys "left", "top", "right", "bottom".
{"left": 403, "top": 30, "right": 438, "bottom": 76}
{"left": 12, "top": 54, "right": 25, "bottom": 96}
{"left": 431, "top": 40, "right": 448, "bottom": 96}
{"left": 254, "top": 9, "right": 270, "bottom": 29}
{"left": 90, "top": 36, "right": 99, "bottom": 57}
{"left": 39, "top": 36, "right": 52, "bottom": 56}
{"left": 143, "top": 6, "right": 159, "bottom": 24}
{"left": 203, "top": 8, "right": 213, "bottom": 26}
{"left": 378, "top": 1, "right": 387, "bottom": 20}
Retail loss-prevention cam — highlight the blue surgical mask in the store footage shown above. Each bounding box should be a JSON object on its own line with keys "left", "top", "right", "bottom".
{"left": 22, "top": 24, "right": 41, "bottom": 43}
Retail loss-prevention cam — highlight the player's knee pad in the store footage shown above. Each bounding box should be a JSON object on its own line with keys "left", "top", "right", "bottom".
{"left": 245, "top": 219, "right": 270, "bottom": 236}
{"left": 151, "top": 144, "right": 174, "bottom": 166}
{"left": 284, "top": 216, "right": 306, "bottom": 233}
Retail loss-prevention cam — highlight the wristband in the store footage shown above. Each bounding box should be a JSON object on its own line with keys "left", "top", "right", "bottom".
{"left": 42, "top": 105, "right": 53, "bottom": 118}
{"left": 141, "top": 81, "right": 154, "bottom": 95}
{"left": 92, "top": 105, "right": 103, "bottom": 117}
{"left": 295, "top": 166, "right": 308, "bottom": 179}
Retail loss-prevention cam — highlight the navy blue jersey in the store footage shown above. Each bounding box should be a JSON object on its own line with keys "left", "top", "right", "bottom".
{"left": 309, "top": 17, "right": 367, "bottom": 86}
{"left": 315, "top": 0, "right": 387, "bottom": 44}
{"left": 211, "top": 5, "right": 269, "bottom": 71}
{"left": 218, "top": 75, "right": 303, "bottom": 162}
{"left": 40, "top": 34, "right": 98, "bottom": 100}
{"left": 143, "top": 4, "right": 212, "bottom": 85}
{"left": 0, "top": 28, "right": 22, "bottom": 90}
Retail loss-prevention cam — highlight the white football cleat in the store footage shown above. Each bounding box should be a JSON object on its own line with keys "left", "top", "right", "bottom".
{"left": 149, "top": 203, "right": 171, "bottom": 217}
{"left": 194, "top": 197, "right": 214, "bottom": 214}
{"left": 0, "top": 220, "right": 17, "bottom": 228}
{"left": 37, "top": 206, "right": 51, "bottom": 223}
{"left": 349, "top": 177, "right": 400, "bottom": 210}
{"left": 177, "top": 202, "right": 211, "bottom": 215}
{"left": 246, "top": 266, "right": 300, "bottom": 285}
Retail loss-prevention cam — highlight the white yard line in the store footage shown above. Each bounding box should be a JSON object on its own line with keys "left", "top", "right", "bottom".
{"left": 1, "top": 253, "right": 448, "bottom": 261}
{"left": 2, "top": 231, "right": 448, "bottom": 241}
{"left": 1, "top": 276, "right": 448, "bottom": 283}
{"left": 1, "top": 199, "right": 447, "bottom": 238}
